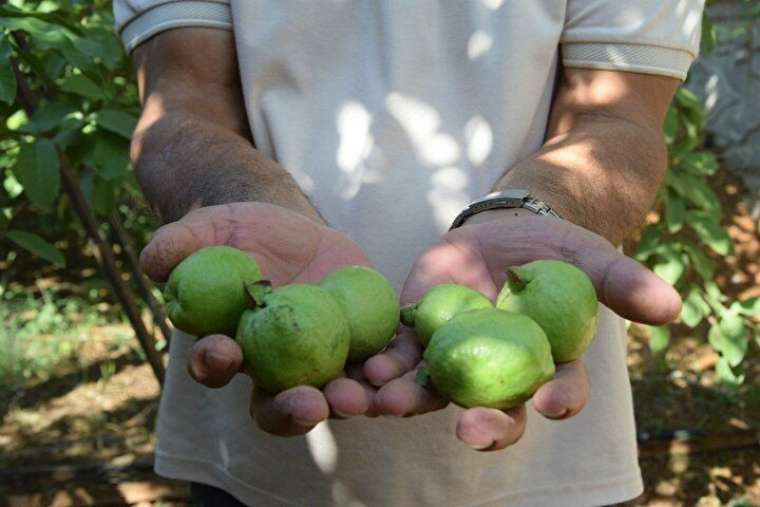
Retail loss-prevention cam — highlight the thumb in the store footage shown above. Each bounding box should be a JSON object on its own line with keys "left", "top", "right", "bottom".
{"left": 534, "top": 217, "right": 682, "bottom": 324}
{"left": 140, "top": 206, "right": 226, "bottom": 282}
{"left": 473, "top": 216, "right": 682, "bottom": 325}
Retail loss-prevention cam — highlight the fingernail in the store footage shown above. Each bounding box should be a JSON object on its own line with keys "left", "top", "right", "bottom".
{"left": 468, "top": 440, "right": 493, "bottom": 451}
{"left": 332, "top": 409, "right": 351, "bottom": 419}
{"left": 206, "top": 351, "right": 233, "bottom": 371}
{"left": 293, "top": 416, "right": 319, "bottom": 428}
{"left": 546, "top": 408, "right": 570, "bottom": 420}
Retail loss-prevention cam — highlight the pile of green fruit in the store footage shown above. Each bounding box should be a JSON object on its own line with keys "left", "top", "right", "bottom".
{"left": 404, "top": 260, "right": 598, "bottom": 409}
{"left": 163, "top": 245, "right": 400, "bottom": 393}
{"left": 162, "top": 246, "right": 598, "bottom": 410}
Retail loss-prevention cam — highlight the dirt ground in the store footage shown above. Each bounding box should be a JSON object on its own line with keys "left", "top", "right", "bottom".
{"left": 1, "top": 168, "right": 759, "bottom": 507}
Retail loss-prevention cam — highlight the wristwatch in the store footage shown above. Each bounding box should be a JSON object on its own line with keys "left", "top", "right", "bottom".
{"left": 449, "top": 189, "right": 561, "bottom": 230}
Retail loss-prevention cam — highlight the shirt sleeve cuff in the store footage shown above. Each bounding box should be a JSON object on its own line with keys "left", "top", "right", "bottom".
{"left": 561, "top": 42, "right": 695, "bottom": 80}
{"left": 118, "top": 0, "right": 232, "bottom": 53}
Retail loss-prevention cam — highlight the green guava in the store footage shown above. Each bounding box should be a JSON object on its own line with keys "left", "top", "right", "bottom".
{"left": 163, "top": 245, "right": 262, "bottom": 337}
{"left": 401, "top": 284, "right": 492, "bottom": 347}
{"left": 235, "top": 283, "right": 350, "bottom": 393}
{"left": 421, "top": 308, "right": 555, "bottom": 409}
{"left": 496, "top": 259, "right": 598, "bottom": 362}
{"left": 319, "top": 266, "right": 400, "bottom": 362}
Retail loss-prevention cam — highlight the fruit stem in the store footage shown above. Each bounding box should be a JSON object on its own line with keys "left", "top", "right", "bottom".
{"left": 244, "top": 280, "right": 273, "bottom": 309}
{"left": 506, "top": 267, "right": 528, "bottom": 293}
{"left": 400, "top": 305, "right": 417, "bottom": 327}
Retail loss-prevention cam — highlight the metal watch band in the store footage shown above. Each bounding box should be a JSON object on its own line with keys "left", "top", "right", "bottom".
{"left": 449, "top": 190, "right": 561, "bottom": 230}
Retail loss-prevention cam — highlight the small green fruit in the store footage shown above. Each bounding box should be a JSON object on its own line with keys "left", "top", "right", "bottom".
{"left": 496, "top": 259, "right": 598, "bottom": 362}
{"left": 401, "top": 284, "right": 492, "bottom": 347}
{"left": 422, "top": 308, "right": 555, "bottom": 409}
{"left": 163, "top": 245, "right": 262, "bottom": 337}
{"left": 319, "top": 266, "right": 400, "bottom": 362}
{"left": 236, "top": 283, "right": 350, "bottom": 393}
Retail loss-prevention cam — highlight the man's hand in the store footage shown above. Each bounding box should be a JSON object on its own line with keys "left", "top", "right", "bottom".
{"left": 364, "top": 210, "right": 681, "bottom": 451}
{"left": 141, "top": 202, "right": 377, "bottom": 436}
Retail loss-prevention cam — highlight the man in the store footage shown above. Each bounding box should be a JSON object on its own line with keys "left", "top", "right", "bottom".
{"left": 115, "top": 1, "right": 703, "bottom": 505}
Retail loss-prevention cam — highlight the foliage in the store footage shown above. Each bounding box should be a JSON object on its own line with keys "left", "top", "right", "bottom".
{"left": 0, "top": 0, "right": 153, "bottom": 269}
{"left": 633, "top": 25, "right": 759, "bottom": 384}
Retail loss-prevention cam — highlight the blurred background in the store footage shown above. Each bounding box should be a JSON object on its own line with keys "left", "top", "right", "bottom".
{"left": 0, "top": 1, "right": 758, "bottom": 506}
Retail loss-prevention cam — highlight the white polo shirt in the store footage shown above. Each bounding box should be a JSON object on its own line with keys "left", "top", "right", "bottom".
{"left": 114, "top": 2, "right": 702, "bottom": 505}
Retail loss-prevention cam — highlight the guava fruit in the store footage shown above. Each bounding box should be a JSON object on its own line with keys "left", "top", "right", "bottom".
{"left": 235, "top": 283, "right": 350, "bottom": 393}
{"left": 319, "top": 266, "right": 400, "bottom": 362}
{"left": 496, "top": 259, "right": 598, "bottom": 362}
{"left": 421, "top": 308, "right": 555, "bottom": 409}
{"left": 163, "top": 245, "right": 262, "bottom": 337}
{"left": 401, "top": 284, "right": 492, "bottom": 347}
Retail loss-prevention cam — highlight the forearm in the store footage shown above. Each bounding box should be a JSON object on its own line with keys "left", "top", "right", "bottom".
{"left": 132, "top": 110, "right": 322, "bottom": 224}
{"left": 495, "top": 113, "right": 666, "bottom": 245}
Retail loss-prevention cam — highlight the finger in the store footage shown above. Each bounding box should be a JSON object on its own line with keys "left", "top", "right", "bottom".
{"left": 556, "top": 220, "right": 682, "bottom": 324}
{"left": 531, "top": 360, "right": 588, "bottom": 420}
{"left": 187, "top": 334, "right": 244, "bottom": 388}
{"left": 363, "top": 331, "right": 422, "bottom": 386}
{"left": 456, "top": 405, "right": 527, "bottom": 451}
{"left": 250, "top": 385, "right": 329, "bottom": 436}
{"left": 323, "top": 377, "right": 372, "bottom": 418}
{"left": 344, "top": 362, "right": 380, "bottom": 417}
{"left": 374, "top": 369, "right": 448, "bottom": 417}
{"left": 476, "top": 216, "right": 682, "bottom": 324}
{"left": 140, "top": 205, "right": 235, "bottom": 282}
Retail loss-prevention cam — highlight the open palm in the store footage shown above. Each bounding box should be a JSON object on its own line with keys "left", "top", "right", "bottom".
{"left": 365, "top": 211, "right": 682, "bottom": 451}
{"left": 141, "top": 202, "right": 377, "bottom": 436}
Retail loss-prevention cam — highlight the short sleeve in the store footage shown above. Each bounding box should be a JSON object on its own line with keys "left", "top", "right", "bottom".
{"left": 114, "top": 0, "right": 232, "bottom": 53}
{"left": 561, "top": 0, "right": 704, "bottom": 80}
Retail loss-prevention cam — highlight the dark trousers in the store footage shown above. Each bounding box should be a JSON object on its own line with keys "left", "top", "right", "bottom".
{"left": 191, "top": 482, "right": 249, "bottom": 507}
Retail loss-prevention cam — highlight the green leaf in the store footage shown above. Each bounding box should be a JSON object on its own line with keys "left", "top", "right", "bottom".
{"left": 664, "top": 193, "right": 686, "bottom": 233}
{"left": 79, "top": 27, "right": 124, "bottom": 70}
{"left": 98, "top": 156, "right": 129, "bottom": 181}
{"left": 755, "top": 327, "right": 760, "bottom": 349}
{"left": 666, "top": 172, "right": 720, "bottom": 213}
{"left": 96, "top": 110, "right": 137, "bottom": 139}
{"left": 14, "top": 138, "right": 60, "bottom": 210}
{"left": 663, "top": 107, "right": 678, "bottom": 144}
{"left": 92, "top": 175, "right": 116, "bottom": 215}
{"left": 680, "top": 289, "right": 709, "bottom": 328}
{"left": 679, "top": 152, "right": 718, "bottom": 176}
{"left": 20, "top": 101, "right": 77, "bottom": 134}
{"left": 716, "top": 356, "right": 745, "bottom": 386}
{"left": 0, "top": 15, "right": 70, "bottom": 49}
{"left": 701, "top": 15, "right": 717, "bottom": 55}
{"left": 633, "top": 224, "right": 663, "bottom": 261}
{"left": 647, "top": 325, "right": 670, "bottom": 353}
{"left": 653, "top": 247, "right": 688, "bottom": 285}
{"left": 689, "top": 211, "right": 732, "bottom": 255}
{"left": 703, "top": 281, "right": 728, "bottom": 315}
{"left": 683, "top": 242, "right": 715, "bottom": 281}
{"left": 87, "top": 132, "right": 129, "bottom": 168}
{"left": 4, "top": 229, "right": 64, "bottom": 265}
{"left": 675, "top": 88, "right": 704, "bottom": 116}
{"left": 708, "top": 317, "right": 747, "bottom": 367}
{"left": 737, "top": 297, "right": 760, "bottom": 316}
{"left": 59, "top": 74, "right": 106, "bottom": 100}
{"left": 0, "top": 33, "right": 17, "bottom": 105}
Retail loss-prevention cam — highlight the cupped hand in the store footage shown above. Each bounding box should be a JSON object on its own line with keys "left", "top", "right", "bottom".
{"left": 141, "top": 202, "right": 377, "bottom": 436}
{"left": 364, "top": 210, "right": 682, "bottom": 450}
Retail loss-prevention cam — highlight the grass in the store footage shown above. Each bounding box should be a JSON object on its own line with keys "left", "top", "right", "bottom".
{"left": 0, "top": 281, "right": 128, "bottom": 389}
